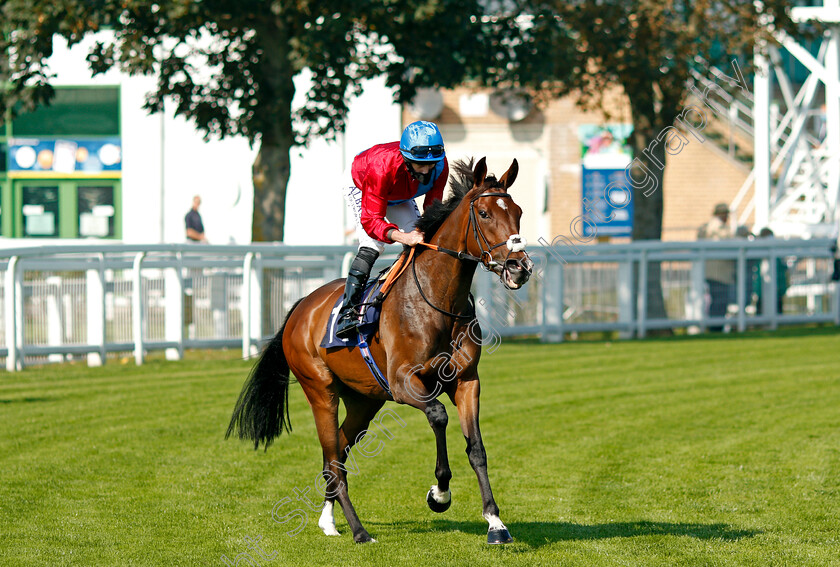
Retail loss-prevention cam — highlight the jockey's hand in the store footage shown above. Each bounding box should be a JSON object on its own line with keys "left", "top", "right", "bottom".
{"left": 390, "top": 229, "right": 425, "bottom": 247}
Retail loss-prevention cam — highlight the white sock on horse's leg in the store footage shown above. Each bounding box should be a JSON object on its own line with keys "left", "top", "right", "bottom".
{"left": 318, "top": 500, "right": 340, "bottom": 536}
{"left": 484, "top": 513, "right": 507, "bottom": 531}
{"left": 430, "top": 485, "right": 451, "bottom": 504}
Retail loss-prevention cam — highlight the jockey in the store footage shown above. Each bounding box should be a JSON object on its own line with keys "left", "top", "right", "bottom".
{"left": 336, "top": 120, "right": 449, "bottom": 339}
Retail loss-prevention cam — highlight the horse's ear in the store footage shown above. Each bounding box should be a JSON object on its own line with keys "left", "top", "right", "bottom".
{"left": 499, "top": 159, "right": 519, "bottom": 191}
{"left": 473, "top": 157, "right": 488, "bottom": 188}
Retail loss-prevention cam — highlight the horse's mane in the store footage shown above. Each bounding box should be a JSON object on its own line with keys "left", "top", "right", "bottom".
{"left": 415, "top": 157, "right": 503, "bottom": 238}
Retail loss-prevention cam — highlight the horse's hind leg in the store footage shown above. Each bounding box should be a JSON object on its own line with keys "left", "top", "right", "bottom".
{"left": 298, "top": 372, "right": 374, "bottom": 543}
{"left": 318, "top": 390, "right": 384, "bottom": 537}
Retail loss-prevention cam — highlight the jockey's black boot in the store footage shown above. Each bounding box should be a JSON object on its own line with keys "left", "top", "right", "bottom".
{"left": 336, "top": 247, "right": 379, "bottom": 339}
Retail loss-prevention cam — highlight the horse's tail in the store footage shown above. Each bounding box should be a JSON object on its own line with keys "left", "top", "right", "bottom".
{"left": 226, "top": 298, "right": 304, "bottom": 450}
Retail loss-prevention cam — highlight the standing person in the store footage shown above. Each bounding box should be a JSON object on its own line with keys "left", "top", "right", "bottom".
{"left": 698, "top": 203, "right": 736, "bottom": 331}
{"left": 335, "top": 120, "right": 449, "bottom": 339}
{"left": 185, "top": 195, "right": 207, "bottom": 243}
{"left": 755, "top": 227, "right": 789, "bottom": 315}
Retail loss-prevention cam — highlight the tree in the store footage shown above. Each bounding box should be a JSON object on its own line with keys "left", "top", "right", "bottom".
{"left": 0, "top": 0, "right": 505, "bottom": 241}
{"left": 508, "top": 0, "right": 802, "bottom": 240}
{"left": 499, "top": 0, "right": 803, "bottom": 323}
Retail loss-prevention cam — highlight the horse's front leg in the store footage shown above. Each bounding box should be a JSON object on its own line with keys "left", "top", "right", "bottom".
{"left": 424, "top": 398, "right": 453, "bottom": 512}
{"left": 452, "top": 377, "right": 512, "bottom": 544}
{"left": 390, "top": 363, "right": 453, "bottom": 513}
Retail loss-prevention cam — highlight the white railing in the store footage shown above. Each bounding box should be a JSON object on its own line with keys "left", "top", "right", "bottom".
{"left": 473, "top": 237, "right": 839, "bottom": 341}
{"left": 0, "top": 239, "right": 837, "bottom": 370}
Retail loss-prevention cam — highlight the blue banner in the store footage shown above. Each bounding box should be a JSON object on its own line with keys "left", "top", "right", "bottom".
{"left": 8, "top": 137, "right": 121, "bottom": 175}
{"left": 581, "top": 167, "right": 633, "bottom": 237}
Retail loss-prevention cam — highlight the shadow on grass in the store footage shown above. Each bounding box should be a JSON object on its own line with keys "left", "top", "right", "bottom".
{"left": 0, "top": 397, "right": 54, "bottom": 404}
{"left": 388, "top": 519, "right": 760, "bottom": 548}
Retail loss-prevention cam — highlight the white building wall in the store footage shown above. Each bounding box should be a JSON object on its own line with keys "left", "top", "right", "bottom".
{"left": 43, "top": 34, "right": 400, "bottom": 245}
{"left": 285, "top": 73, "right": 401, "bottom": 245}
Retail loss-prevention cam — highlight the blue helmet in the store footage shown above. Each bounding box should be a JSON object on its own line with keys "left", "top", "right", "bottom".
{"left": 399, "top": 121, "right": 446, "bottom": 163}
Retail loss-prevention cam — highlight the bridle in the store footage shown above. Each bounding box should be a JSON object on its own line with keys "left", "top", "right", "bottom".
{"left": 410, "top": 191, "right": 533, "bottom": 318}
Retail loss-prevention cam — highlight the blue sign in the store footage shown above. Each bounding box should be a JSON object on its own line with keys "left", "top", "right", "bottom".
{"left": 8, "top": 137, "right": 121, "bottom": 176}
{"left": 581, "top": 167, "right": 633, "bottom": 237}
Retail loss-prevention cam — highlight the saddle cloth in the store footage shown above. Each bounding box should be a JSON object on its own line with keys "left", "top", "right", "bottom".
{"left": 319, "top": 279, "right": 385, "bottom": 349}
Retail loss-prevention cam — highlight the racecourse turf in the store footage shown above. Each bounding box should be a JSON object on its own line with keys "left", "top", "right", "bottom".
{"left": 1, "top": 328, "right": 839, "bottom": 567}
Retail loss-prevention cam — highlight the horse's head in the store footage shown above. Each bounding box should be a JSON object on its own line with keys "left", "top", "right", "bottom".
{"left": 462, "top": 157, "right": 533, "bottom": 290}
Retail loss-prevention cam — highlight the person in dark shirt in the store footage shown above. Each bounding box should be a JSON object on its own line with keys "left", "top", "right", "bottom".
{"left": 185, "top": 195, "right": 206, "bottom": 243}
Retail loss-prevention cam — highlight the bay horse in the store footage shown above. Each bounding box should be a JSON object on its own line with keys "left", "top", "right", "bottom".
{"left": 227, "top": 157, "right": 533, "bottom": 544}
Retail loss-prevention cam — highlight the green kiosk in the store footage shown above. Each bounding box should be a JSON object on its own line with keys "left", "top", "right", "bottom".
{"left": 1, "top": 86, "right": 122, "bottom": 239}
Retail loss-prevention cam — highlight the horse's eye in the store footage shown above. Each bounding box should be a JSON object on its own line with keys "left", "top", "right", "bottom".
{"left": 478, "top": 210, "right": 489, "bottom": 219}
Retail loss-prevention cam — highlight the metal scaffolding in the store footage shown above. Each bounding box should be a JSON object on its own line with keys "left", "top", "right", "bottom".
{"left": 752, "top": 0, "right": 840, "bottom": 238}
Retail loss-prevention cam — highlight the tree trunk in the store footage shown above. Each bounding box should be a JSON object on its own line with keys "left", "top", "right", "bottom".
{"left": 628, "top": 100, "right": 670, "bottom": 325}
{"left": 251, "top": 137, "right": 292, "bottom": 242}
{"left": 250, "top": 16, "right": 296, "bottom": 243}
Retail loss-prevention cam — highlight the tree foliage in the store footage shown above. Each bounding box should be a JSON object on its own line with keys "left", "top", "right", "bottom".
{"left": 0, "top": 0, "right": 521, "bottom": 241}
{"left": 503, "top": 0, "right": 802, "bottom": 240}
{"left": 489, "top": 0, "right": 804, "bottom": 326}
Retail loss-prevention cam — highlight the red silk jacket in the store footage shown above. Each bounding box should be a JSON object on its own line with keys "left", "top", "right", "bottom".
{"left": 351, "top": 141, "right": 448, "bottom": 242}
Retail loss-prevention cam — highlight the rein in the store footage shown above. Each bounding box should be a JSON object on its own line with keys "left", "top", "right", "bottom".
{"left": 410, "top": 253, "right": 475, "bottom": 319}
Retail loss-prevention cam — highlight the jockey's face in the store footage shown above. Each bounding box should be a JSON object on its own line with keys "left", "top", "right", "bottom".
{"left": 405, "top": 159, "right": 436, "bottom": 184}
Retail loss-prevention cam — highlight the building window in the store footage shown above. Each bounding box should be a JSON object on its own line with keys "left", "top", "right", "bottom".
{"left": 22, "top": 186, "right": 59, "bottom": 237}
{"left": 78, "top": 186, "right": 116, "bottom": 237}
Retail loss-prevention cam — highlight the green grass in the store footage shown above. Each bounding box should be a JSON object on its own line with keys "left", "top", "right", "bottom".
{"left": 2, "top": 329, "right": 840, "bottom": 566}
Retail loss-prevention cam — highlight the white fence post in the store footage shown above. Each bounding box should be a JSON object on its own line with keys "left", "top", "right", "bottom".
{"left": 768, "top": 250, "right": 779, "bottom": 330}
{"left": 687, "top": 260, "right": 705, "bottom": 335}
{"left": 542, "top": 255, "right": 563, "bottom": 342}
{"left": 241, "top": 252, "right": 263, "bottom": 358}
{"left": 5, "top": 256, "right": 20, "bottom": 371}
{"left": 165, "top": 253, "right": 184, "bottom": 361}
{"left": 835, "top": 273, "right": 840, "bottom": 327}
{"left": 242, "top": 252, "right": 254, "bottom": 359}
{"left": 737, "top": 246, "right": 747, "bottom": 332}
{"left": 617, "top": 258, "right": 633, "bottom": 339}
{"left": 637, "top": 252, "right": 648, "bottom": 338}
{"left": 132, "top": 252, "right": 146, "bottom": 365}
{"left": 46, "top": 276, "right": 65, "bottom": 363}
{"left": 86, "top": 255, "right": 106, "bottom": 367}
{"left": 250, "top": 254, "right": 263, "bottom": 355}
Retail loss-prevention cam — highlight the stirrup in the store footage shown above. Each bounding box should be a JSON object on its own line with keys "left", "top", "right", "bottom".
{"left": 336, "top": 309, "right": 362, "bottom": 338}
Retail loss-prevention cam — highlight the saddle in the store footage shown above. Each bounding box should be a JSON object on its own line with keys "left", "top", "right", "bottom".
{"left": 319, "top": 249, "right": 413, "bottom": 350}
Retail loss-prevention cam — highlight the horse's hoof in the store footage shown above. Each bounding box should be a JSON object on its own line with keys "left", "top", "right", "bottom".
{"left": 320, "top": 525, "right": 340, "bottom": 536}
{"left": 354, "top": 532, "right": 376, "bottom": 544}
{"left": 487, "top": 527, "right": 513, "bottom": 544}
{"left": 426, "top": 486, "right": 452, "bottom": 513}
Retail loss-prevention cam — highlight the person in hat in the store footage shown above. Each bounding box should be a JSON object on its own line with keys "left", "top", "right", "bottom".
{"left": 335, "top": 120, "right": 449, "bottom": 339}
{"left": 698, "top": 203, "right": 736, "bottom": 331}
